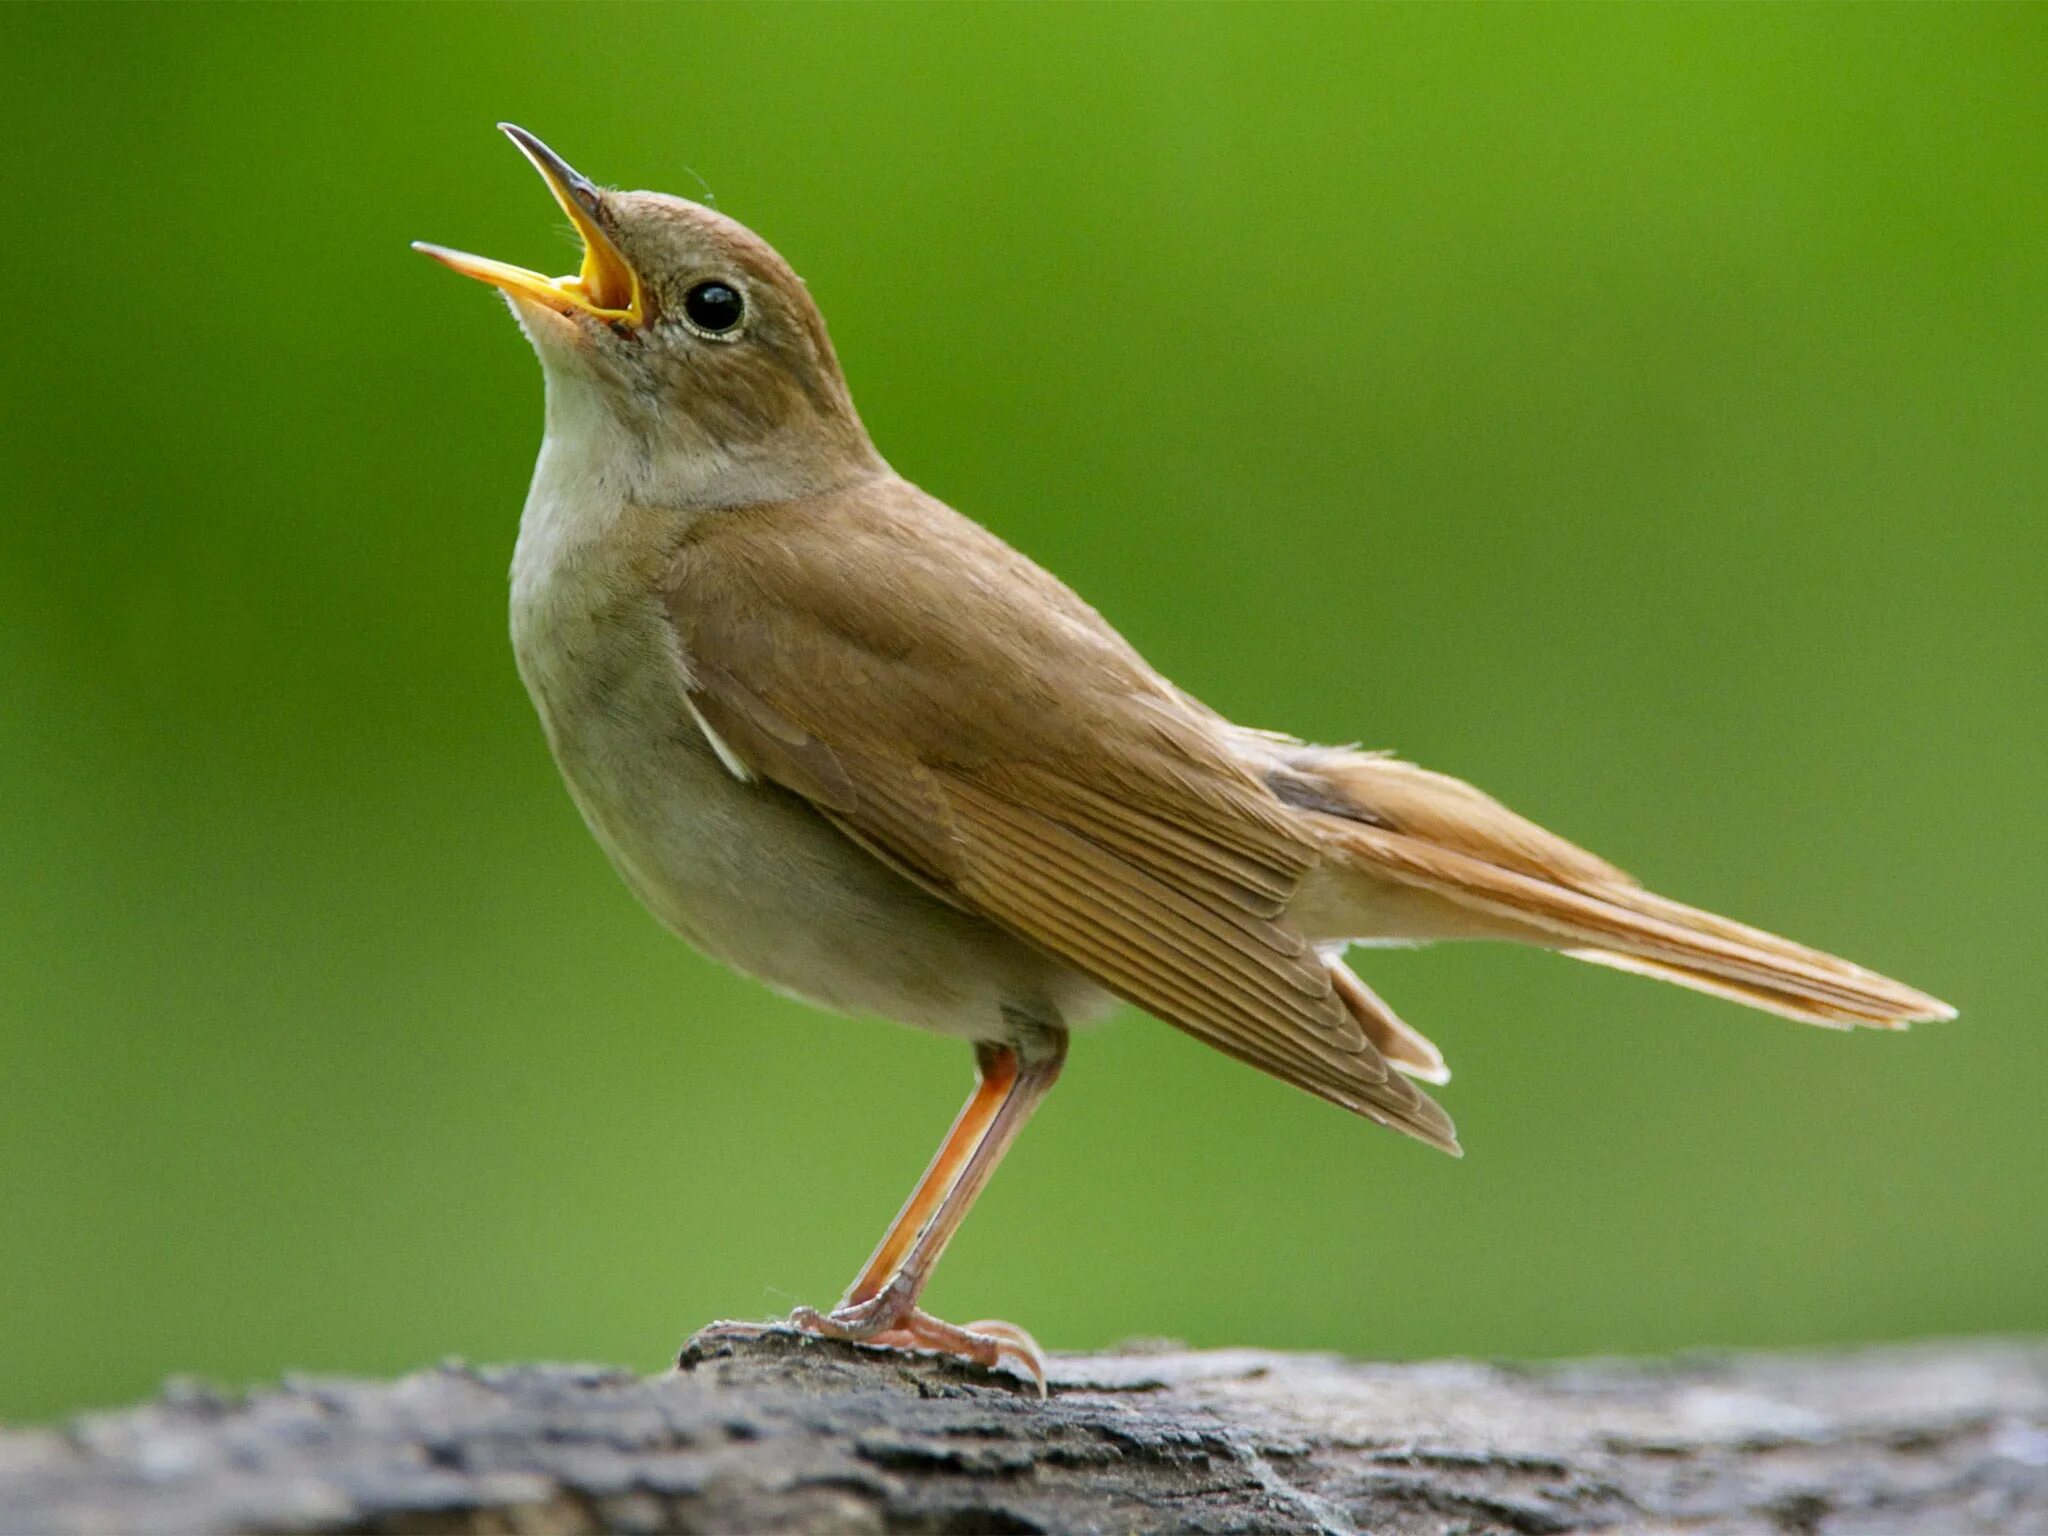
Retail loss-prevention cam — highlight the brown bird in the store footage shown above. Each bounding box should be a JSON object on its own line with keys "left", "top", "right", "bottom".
{"left": 416, "top": 126, "right": 1954, "bottom": 1391}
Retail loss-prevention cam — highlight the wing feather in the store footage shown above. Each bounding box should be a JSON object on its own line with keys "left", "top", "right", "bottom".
{"left": 665, "top": 483, "right": 1457, "bottom": 1152}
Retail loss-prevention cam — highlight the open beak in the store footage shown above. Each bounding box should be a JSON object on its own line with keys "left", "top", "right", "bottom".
{"left": 413, "top": 124, "right": 645, "bottom": 327}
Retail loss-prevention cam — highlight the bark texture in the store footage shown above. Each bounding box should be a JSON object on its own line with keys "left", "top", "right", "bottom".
{"left": 3, "top": 1332, "right": 2044, "bottom": 1534}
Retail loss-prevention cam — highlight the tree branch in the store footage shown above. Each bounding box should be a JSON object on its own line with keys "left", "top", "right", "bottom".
{"left": 3, "top": 1332, "right": 2044, "bottom": 1533}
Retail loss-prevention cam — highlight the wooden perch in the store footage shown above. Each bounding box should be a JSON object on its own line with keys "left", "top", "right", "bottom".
{"left": 2, "top": 1332, "right": 2044, "bottom": 1533}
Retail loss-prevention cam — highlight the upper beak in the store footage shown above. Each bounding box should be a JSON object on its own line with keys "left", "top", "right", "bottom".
{"left": 413, "top": 124, "right": 646, "bottom": 327}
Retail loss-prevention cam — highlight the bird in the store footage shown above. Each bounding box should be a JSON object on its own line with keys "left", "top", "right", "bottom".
{"left": 415, "top": 125, "right": 1954, "bottom": 1392}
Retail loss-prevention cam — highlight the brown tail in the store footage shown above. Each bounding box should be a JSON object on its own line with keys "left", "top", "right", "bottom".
{"left": 1271, "top": 748, "right": 1954, "bottom": 1030}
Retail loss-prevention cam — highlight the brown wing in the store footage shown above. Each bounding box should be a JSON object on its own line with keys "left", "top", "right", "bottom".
{"left": 666, "top": 479, "right": 1457, "bottom": 1152}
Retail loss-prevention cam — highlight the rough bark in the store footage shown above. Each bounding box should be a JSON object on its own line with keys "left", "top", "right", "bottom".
{"left": 2, "top": 1332, "right": 2043, "bottom": 1535}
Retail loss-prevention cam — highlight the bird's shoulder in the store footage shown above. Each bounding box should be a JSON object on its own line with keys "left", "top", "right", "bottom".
{"left": 669, "top": 475, "right": 1161, "bottom": 703}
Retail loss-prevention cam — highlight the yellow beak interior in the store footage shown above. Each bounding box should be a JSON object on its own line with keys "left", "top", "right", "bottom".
{"left": 413, "top": 124, "right": 645, "bottom": 326}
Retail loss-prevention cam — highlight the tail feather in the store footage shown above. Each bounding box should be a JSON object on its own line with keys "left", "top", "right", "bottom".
{"left": 1332, "top": 820, "right": 1952, "bottom": 1026}
{"left": 1268, "top": 746, "right": 1954, "bottom": 1030}
{"left": 1563, "top": 949, "right": 1886, "bottom": 1029}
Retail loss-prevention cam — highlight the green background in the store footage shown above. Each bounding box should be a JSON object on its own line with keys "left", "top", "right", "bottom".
{"left": 3, "top": 5, "right": 2041, "bottom": 1424}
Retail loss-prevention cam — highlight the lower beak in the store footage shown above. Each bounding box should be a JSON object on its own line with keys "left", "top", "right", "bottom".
{"left": 413, "top": 124, "right": 646, "bottom": 327}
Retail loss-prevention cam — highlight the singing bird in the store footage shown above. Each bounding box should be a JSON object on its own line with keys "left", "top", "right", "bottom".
{"left": 417, "top": 127, "right": 1953, "bottom": 1390}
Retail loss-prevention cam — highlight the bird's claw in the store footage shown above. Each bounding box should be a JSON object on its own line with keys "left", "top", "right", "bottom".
{"left": 788, "top": 1300, "right": 1048, "bottom": 1396}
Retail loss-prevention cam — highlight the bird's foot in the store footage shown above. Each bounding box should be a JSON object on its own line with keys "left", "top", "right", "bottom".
{"left": 787, "top": 1295, "right": 1048, "bottom": 1396}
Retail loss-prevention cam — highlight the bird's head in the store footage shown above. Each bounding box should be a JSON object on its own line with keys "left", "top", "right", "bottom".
{"left": 416, "top": 125, "right": 881, "bottom": 506}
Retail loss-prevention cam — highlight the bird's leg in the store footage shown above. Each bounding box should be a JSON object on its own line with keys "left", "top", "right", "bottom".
{"left": 835, "top": 1041, "right": 1020, "bottom": 1308}
{"left": 790, "top": 1026, "right": 1066, "bottom": 1389}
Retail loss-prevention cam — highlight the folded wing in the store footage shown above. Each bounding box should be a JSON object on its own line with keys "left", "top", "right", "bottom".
{"left": 666, "top": 484, "right": 1460, "bottom": 1152}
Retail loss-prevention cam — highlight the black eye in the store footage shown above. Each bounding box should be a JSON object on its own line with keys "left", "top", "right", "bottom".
{"left": 681, "top": 280, "right": 745, "bottom": 336}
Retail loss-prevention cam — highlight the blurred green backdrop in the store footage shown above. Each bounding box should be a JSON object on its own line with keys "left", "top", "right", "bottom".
{"left": 3, "top": 4, "right": 2042, "bottom": 1425}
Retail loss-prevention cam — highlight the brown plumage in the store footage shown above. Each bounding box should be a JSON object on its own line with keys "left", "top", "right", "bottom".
{"left": 418, "top": 126, "right": 1953, "bottom": 1390}
{"left": 666, "top": 475, "right": 1948, "bottom": 1168}
{"left": 1272, "top": 746, "right": 1948, "bottom": 1029}
{"left": 669, "top": 480, "right": 1459, "bottom": 1150}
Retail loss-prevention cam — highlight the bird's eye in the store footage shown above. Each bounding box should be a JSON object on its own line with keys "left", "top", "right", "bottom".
{"left": 680, "top": 280, "right": 745, "bottom": 338}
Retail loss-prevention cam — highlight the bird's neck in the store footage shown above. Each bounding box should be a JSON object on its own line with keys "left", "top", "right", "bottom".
{"left": 536, "top": 360, "right": 885, "bottom": 516}
{"left": 512, "top": 363, "right": 890, "bottom": 621}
